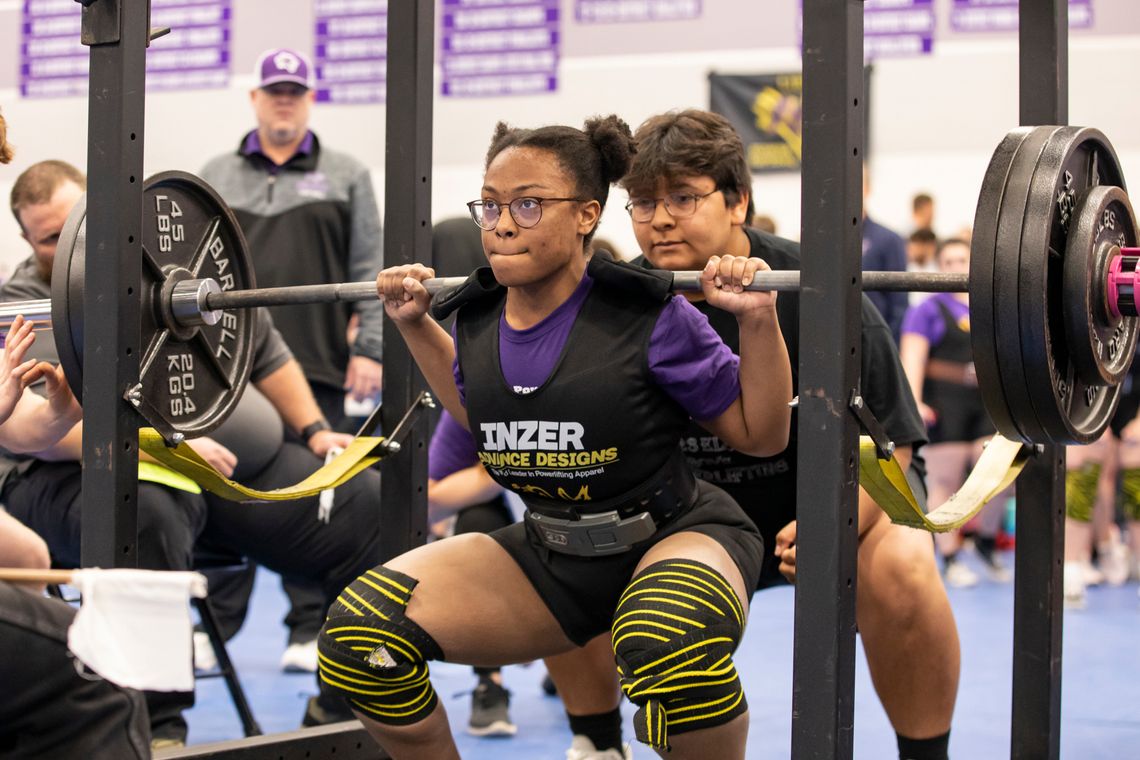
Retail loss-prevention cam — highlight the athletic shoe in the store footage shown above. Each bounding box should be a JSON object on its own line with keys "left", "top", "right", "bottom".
{"left": 1097, "top": 538, "right": 1131, "bottom": 586}
{"left": 980, "top": 552, "right": 1013, "bottom": 583}
{"left": 1063, "top": 562, "right": 1087, "bottom": 609}
{"left": 566, "top": 734, "right": 634, "bottom": 760}
{"left": 1082, "top": 560, "right": 1105, "bottom": 587}
{"left": 467, "top": 679, "right": 517, "bottom": 737}
{"left": 943, "top": 560, "right": 979, "bottom": 588}
{"left": 193, "top": 630, "right": 217, "bottom": 672}
{"left": 541, "top": 672, "right": 558, "bottom": 696}
{"left": 280, "top": 639, "right": 319, "bottom": 673}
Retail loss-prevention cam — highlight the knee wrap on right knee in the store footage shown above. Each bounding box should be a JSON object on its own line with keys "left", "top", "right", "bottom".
{"left": 612, "top": 559, "right": 748, "bottom": 751}
{"left": 317, "top": 567, "right": 443, "bottom": 725}
{"left": 1065, "top": 463, "right": 1100, "bottom": 522}
{"left": 1121, "top": 468, "right": 1140, "bottom": 521}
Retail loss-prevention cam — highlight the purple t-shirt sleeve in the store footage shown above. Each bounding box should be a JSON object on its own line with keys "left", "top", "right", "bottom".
{"left": 648, "top": 296, "right": 741, "bottom": 421}
{"left": 428, "top": 410, "right": 479, "bottom": 481}
{"left": 901, "top": 295, "right": 947, "bottom": 346}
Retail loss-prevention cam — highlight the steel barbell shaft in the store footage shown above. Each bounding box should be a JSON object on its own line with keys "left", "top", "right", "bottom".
{"left": 202, "top": 270, "right": 970, "bottom": 312}
{"left": 0, "top": 271, "right": 974, "bottom": 339}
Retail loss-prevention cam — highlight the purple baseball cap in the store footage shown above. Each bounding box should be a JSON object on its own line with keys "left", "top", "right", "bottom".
{"left": 255, "top": 48, "right": 314, "bottom": 90}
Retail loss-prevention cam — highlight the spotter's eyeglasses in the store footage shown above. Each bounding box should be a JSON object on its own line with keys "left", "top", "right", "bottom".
{"left": 624, "top": 189, "right": 721, "bottom": 223}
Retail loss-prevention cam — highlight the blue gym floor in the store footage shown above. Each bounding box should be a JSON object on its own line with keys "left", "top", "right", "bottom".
{"left": 186, "top": 551, "right": 1140, "bottom": 758}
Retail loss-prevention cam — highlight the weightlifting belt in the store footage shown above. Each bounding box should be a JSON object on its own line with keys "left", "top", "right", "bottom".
{"left": 926, "top": 358, "right": 978, "bottom": 387}
{"left": 522, "top": 454, "right": 698, "bottom": 557}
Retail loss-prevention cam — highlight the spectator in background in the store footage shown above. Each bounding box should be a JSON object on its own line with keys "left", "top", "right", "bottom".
{"left": 750, "top": 213, "right": 777, "bottom": 235}
{"left": 912, "top": 192, "right": 935, "bottom": 232}
{"left": 862, "top": 165, "right": 909, "bottom": 344}
{"left": 0, "top": 105, "right": 149, "bottom": 759}
{"left": 907, "top": 228, "right": 939, "bottom": 307}
{"left": 907, "top": 228, "right": 938, "bottom": 270}
{"left": 200, "top": 48, "right": 384, "bottom": 431}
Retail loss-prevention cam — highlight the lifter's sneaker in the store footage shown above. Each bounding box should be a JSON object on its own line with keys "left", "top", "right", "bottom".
{"left": 467, "top": 678, "right": 517, "bottom": 737}
{"left": 566, "top": 734, "right": 634, "bottom": 760}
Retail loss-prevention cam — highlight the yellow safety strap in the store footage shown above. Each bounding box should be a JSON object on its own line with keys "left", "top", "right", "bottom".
{"left": 138, "top": 427, "right": 386, "bottom": 503}
{"left": 138, "top": 460, "right": 202, "bottom": 494}
{"left": 859, "top": 433, "right": 1030, "bottom": 533}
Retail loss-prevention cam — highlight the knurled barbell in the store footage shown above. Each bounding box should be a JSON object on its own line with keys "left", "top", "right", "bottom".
{"left": 2, "top": 125, "right": 1135, "bottom": 447}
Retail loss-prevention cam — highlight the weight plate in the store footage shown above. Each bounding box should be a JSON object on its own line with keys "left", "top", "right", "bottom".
{"left": 138, "top": 172, "right": 256, "bottom": 439}
{"left": 970, "top": 127, "right": 1037, "bottom": 442}
{"left": 1018, "top": 127, "right": 1128, "bottom": 444}
{"left": 1063, "top": 185, "right": 1139, "bottom": 387}
{"left": 52, "top": 172, "right": 256, "bottom": 439}
{"left": 992, "top": 127, "right": 1058, "bottom": 444}
{"left": 51, "top": 196, "right": 86, "bottom": 406}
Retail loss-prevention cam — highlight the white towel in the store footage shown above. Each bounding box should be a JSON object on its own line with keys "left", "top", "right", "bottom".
{"left": 67, "top": 569, "right": 208, "bottom": 692}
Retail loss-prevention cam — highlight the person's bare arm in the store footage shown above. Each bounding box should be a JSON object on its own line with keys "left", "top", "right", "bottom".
{"left": 377, "top": 264, "right": 467, "bottom": 428}
{"left": 428, "top": 465, "right": 503, "bottom": 525}
{"left": 898, "top": 333, "right": 936, "bottom": 427}
{"left": 696, "top": 256, "right": 792, "bottom": 457}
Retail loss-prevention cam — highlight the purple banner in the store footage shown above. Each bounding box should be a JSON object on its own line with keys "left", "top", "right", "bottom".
{"left": 314, "top": 0, "right": 386, "bottom": 104}
{"left": 950, "top": 0, "right": 1093, "bottom": 33}
{"left": 20, "top": 0, "right": 231, "bottom": 99}
{"left": 441, "top": 0, "right": 560, "bottom": 98}
{"left": 863, "top": 0, "right": 935, "bottom": 59}
{"left": 797, "top": 0, "right": 934, "bottom": 60}
{"left": 575, "top": 0, "right": 701, "bottom": 24}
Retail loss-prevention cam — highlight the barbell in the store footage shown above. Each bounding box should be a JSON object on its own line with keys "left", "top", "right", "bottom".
{"left": 2, "top": 124, "right": 1136, "bottom": 447}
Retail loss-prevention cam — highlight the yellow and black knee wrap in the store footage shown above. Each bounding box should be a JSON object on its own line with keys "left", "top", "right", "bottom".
{"left": 1121, "top": 468, "right": 1140, "bottom": 521}
{"left": 317, "top": 567, "right": 443, "bottom": 725}
{"left": 612, "top": 559, "right": 748, "bottom": 751}
{"left": 1065, "top": 462, "right": 1101, "bottom": 522}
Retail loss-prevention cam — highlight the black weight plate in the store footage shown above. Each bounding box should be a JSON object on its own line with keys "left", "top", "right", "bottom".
{"left": 1063, "top": 185, "right": 1139, "bottom": 386}
{"left": 51, "top": 195, "right": 87, "bottom": 404}
{"left": 992, "top": 126, "right": 1058, "bottom": 444}
{"left": 1019, "top": 127, "right": 1128, "bottom": 444}
{"left": 970, "top": 128, "right": 1034, "bottom": 441}
{"left": 52, "top": 173, "right": 256, "bottom": 439}
{"left": 975, "top": 127, "right": 1053, "bottom": 442}
{"left": 137, "top": 171, "right": 256, "bottom": 439}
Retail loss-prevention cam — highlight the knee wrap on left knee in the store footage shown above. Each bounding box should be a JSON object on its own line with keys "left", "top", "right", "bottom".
{"left": 1065, "top": 463, "right": 1100, "bottom": 522}
{"left": 317, "top": 567, "right": 443, "bottom": 725}
{"left": 612, "top": 559, "right": 748, "bottom": 750}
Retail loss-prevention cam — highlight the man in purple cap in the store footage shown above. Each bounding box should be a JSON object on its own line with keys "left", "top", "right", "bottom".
{"left": 199, "top": 47, "right": 385, "bottom": 713}
{"left": 201, "top": 47, "right": 384, "bottom": 431}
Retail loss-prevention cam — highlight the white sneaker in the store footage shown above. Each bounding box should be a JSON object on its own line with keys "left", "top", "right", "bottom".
{"left": 1082, "top": 561, "right": 1105, "bottom": 587}
{"left": 1097, "top": 539, "right": 1131, "bottom": 586}
{"left": 193, "top": 630, "right": 218, "bottom": 672}
{"left": 943, "top": 561, "right": 979, "bottom": 588}
{"left": 566, "top": 734, "right": 634, "bottom": 760}
{"left": 1063, "top": 562, "right": 1087, "bottom": 609}
{"left": 280, "top": 639, "right": 319, "bottom": 673}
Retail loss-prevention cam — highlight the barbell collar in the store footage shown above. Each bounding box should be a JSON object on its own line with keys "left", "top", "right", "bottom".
{"left": 170, "top": 278, "right": 222, "bottom": 328}
{"left": 1109, "top": 246, "right": 1140, "bottom": 318}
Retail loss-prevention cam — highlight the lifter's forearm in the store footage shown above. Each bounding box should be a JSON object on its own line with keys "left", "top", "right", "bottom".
{"left": 396, "top": 317, "right": 467, "bottom": 430}
{"left": 736, "top": 306, "right": 792, "bottom": 456}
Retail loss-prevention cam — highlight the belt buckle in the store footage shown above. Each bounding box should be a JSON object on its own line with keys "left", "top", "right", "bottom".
{"left": 528, "top": 510, "right": 657, "bottom": 557}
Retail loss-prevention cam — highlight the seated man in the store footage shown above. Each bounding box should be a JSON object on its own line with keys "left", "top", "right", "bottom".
{"left": 4, "top": 159, "right": 383, "bottom": 744}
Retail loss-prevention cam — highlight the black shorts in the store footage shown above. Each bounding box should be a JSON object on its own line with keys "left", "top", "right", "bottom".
{"left": 1111, "top": 384, "right": 1140, "bottom": 438}
{"left": 491, "top": 481, "right": 764, "bottom": 646}
{"left": 927, "top": 381, "right": 993, "bottom": 444}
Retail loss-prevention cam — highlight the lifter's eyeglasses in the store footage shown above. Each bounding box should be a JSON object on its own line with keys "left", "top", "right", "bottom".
{"left": 467, "top": 196, "right": 586, "bottom": 231}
